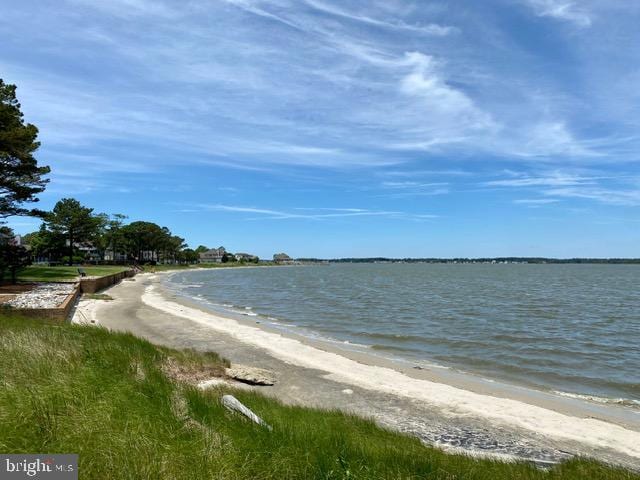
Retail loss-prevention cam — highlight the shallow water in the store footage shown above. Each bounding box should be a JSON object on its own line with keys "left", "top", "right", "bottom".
{"left": 166, "top": 263, "right": 640, "bottom": 408}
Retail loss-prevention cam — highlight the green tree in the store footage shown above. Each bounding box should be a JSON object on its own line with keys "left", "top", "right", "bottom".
{"left": 195, "top": 245, "right": 209, "bottom": 254}
{"left": 120, "top": 221, "right": 164, "bottom": 263}
{"left": 0, "top": 79, "right": 50, "bottom": 220}
{"left": 23, "top": 226, "right": 66, "bottom": 262}
{"left": 0, "top": 226, "right": 31, "bottom": 283}
{"left": 99, "top": 213, "right": 127, "bottom": 262}
{"left": 44, "top": 198, "right": 104, "bottom": 265}
{"left": 181, "top": 248, "right": 199, "bottom": 264}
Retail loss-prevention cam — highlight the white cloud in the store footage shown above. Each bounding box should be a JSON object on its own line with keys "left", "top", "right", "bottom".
{"left": 487, "top": 170, "right": 640, "bottom": 207}
{"left": 485, "top": 171, "right": 594, "bottom": 187}
{"left": 507, "top": 122, "right": 601, "bottom": 158}
{"left": 543, "top": 187, "right": 640, "bottom": 206}
{"left": 524, "top": 0, "right": 592, "bottom": 27}
{"left": 514, "top": 198, "right": 560, "bottom": 204}
{"left": 400, "top": 53, "right": 479, "bottom": 119}
{"left": 302, "top": 0, "right": 456, "bottom": 36}
{"left": 194, "top": 204, "right": 438, "bottom": 220}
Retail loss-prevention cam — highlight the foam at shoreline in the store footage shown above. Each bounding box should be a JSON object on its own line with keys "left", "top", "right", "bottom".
{"left": 143, "top": 278, "right": 640, "bottom": 459}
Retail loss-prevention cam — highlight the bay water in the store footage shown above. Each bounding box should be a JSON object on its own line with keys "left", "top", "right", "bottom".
{"left": 166, "top": 263, "right": 640, "bottom": 408}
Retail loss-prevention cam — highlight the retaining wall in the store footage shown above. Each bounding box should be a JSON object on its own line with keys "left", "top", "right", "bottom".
{"left": 80, "top": 269, "right": 136, "bottom": 294}
{"left": 7, "top": 284, "right": 81, "bottom": 324}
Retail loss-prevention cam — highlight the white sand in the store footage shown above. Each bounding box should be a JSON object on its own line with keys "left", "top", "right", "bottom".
{"left": 71, "top": 298, "right": 102, "bottom": 324}
{"left": 142, "top": 279, "right": 640, "bottom": 459}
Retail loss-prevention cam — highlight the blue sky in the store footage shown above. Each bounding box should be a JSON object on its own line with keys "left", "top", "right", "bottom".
{"left": 2, "top": 0, "right": 639, "bottom": 258}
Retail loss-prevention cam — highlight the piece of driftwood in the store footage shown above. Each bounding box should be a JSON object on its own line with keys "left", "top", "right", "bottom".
{"left": 222, "top": 394, "right": 272, "bottom": 431}
{"left": 225, "top": 365, "right": 276, "bottom": 385}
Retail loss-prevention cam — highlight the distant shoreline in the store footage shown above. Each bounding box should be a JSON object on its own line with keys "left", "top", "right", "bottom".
{"left": 297, "top": 257, "right": 640, "bottom": 264}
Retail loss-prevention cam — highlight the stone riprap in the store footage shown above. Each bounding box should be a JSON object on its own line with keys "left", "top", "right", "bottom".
{"left": 7, "top": 283, "right": 77, "bottom": 309}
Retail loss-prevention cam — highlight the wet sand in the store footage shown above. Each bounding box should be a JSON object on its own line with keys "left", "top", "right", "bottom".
{"left": 72, "top": 272, "right": 640, "bottom": 470}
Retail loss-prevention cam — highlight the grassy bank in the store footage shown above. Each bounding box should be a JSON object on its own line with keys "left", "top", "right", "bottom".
{"left": 0, "top": 315, "right": 636, "bottom": 479}
{"left": 16, "top": 265, "right": 129, "bottom": 282}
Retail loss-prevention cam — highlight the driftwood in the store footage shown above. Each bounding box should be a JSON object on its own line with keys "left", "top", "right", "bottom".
{"left": 222, "top": 394, "right": 272, "bottom": 431}
{"left": 225, "top": 366, "right": 276, "bottom": 386}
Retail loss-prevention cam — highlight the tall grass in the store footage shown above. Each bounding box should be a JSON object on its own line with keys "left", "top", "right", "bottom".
{"left": 0, "top": 314, "right": 636, "bottom": 479}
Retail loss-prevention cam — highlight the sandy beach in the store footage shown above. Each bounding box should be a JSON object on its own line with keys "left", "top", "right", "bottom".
{"left": 72, "top": 272, "right": 640, "bottom": 470}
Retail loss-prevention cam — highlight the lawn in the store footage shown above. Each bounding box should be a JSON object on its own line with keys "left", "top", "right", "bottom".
{"left": 0, "top": 314, "right": 636, "bottom": 479}
{"left": 16, "top": 265, "right": 130, "bottom": 282}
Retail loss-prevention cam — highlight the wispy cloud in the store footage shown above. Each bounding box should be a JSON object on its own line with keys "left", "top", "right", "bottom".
{"left": 485, "top": 171, "right": 595, "bottom": 187}
{"left": 192, "top": 204, "right": 438, "bottom": 221}
{"left": 302, "top": 0, "right": 456, "bottom": 36}
{"left": 487, "top": 170, "right": 640, "bottom": 207}
{"left": 524, "top": 0, "right": 592, "bottom": 27}
{"left": 514, "top": 198, "right": 560, "bottom": 205}
{"left": 543, "top": 187, "right": 640, "bottom": 206}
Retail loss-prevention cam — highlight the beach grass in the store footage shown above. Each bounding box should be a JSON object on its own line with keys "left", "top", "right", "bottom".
{"left": 0, "top": 314, "right": 636, "bottom": 480}
{"left": 16, "top": 265, "right": 129, "bottom": 282}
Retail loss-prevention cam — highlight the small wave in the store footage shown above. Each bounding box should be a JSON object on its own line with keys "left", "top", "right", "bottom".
{"left": 371, "top": 344, "right": 425, "bottom": 354}
{"left": 552, "top": 390, "right": 640, "bottom": 409}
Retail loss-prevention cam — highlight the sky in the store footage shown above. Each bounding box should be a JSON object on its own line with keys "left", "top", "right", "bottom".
{"left": 2, "top": 0, "right": 639, "bottom": 258}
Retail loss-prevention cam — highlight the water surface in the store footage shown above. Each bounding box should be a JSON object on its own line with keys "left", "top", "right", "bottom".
{"left": 166, "top": 263, "right": 640, "bottom": 407}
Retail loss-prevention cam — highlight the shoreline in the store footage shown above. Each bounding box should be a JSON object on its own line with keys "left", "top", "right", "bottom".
{"left": 161, "top": 269, "right": 640, "bottom": 423}
{"left": 75, "top": 272, "right": 640, "bottom": 469}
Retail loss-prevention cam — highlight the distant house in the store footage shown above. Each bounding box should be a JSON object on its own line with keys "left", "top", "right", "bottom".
{"left": 104, "top": 249, "right": 127, "bottom": 262}
{"left": 273, "top": 253, "right": 294, "bottom": 264}
{"left": 69, "top": 240, "right": 101, "bottom": 263}
{"left": 200, "top": 246, "right": 226, "bottom": 263}
{"left": 234, "top": 252, "right": 258, "bottom": 262}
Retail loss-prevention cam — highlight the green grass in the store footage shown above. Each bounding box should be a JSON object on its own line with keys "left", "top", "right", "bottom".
{"left": 83, "top": 293, "right": 114, "bottom": 301}
{"left": 0, "top": 314, "right": 636, "bottom": 480}
{"left": 16, "top": 265, "right": 130, "bottom": 282}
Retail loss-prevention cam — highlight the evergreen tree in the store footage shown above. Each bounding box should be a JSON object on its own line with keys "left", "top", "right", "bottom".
{"left": 0, "top": 79, "right": 50, "bottom": 220}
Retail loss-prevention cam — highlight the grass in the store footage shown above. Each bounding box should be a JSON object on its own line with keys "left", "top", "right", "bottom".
{"left": 16, "top": 265, "right": 130, "bottom": 282}
{"left": 0, "top": 314, "right": 636, "bottom": 480}
{"left": 84, "top": 293, "right": 114, "bottom": 301}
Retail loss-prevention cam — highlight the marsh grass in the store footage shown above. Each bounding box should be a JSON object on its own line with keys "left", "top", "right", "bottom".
{"left": 0, "top": 314, "right": 636, "bottom": 479}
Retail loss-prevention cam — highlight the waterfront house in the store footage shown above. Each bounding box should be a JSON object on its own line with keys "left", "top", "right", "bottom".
{"left": 273, "top": 252, "right": 294, "bottom": 264}
{"left": 234, "top": 252, "right": 258, "bottom": 262}
{"left": 200, "top": 247, "right": 226, "bottom": 263}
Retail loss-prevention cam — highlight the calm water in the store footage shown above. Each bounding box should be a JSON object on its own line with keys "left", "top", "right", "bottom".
{"left": 167, "top": 264, "right": 640, "bottom": 406}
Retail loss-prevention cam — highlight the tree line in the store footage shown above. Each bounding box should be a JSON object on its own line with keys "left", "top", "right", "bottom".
{"left": 23, "top": 197, "right": 199, "bottom": 266}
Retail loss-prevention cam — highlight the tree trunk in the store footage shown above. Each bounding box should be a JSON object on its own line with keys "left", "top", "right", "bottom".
{"left": 68, "top": 231, "right": 74, "bottom": 266}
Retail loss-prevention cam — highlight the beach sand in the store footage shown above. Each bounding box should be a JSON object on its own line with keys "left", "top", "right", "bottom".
{"left": 71, "top": 272, "right": 640, "bottom": 470}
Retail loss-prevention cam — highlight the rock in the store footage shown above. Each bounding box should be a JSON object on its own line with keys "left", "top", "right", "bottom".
{"left": 222, "top": 394, "right": 272, "bottom": 430}
{"left": 197, "top": 378, "right": 228, "bottom": 389}
{"left": 7, "top": 283, "right": 76, "bottom": 309}
{"left": 225, "top": 365, "right": 276, "bottom": 386}
{"left": 341, "top": 389, "right": 354, "bottom": 395}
